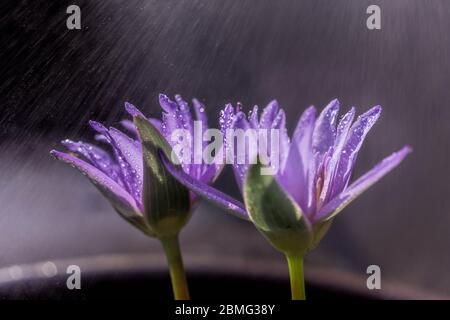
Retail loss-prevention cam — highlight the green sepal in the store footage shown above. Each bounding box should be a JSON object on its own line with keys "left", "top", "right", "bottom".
{"left": 134, "top": 116, "right": 191, "bottom": 237}
{"left": 309, "top": 219, "right": 333, "bottom": 250}
{"left": 243, "top": 162, "right": 313, "bottom": 256}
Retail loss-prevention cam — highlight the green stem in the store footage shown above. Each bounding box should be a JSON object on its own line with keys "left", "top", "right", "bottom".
{"left": 160, "top": 234, "right": 190, "bottom": 300}
{"left": 286, "top": 255, "right": 306, "bottom": 300}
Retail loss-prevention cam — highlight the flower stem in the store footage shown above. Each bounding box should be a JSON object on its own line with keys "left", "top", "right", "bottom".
{"left": 160, "top": 234, "right": 190, "bottom": 300}
{"left": 286, "top": 255, "right": 306, "bottom": 300}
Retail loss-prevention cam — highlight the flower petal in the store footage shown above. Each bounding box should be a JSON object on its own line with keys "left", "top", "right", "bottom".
{"left": 125, "top": 102, "right": 145, "bottom": 118}
{"left": 89, "top": 121, "right": 142, "bottom": 204}
{"left": 331, "top": 105, "right": 381, "bottom": 197}
{"left": 314, "top": 145, "right": 411, "bottom": 222}
{"left": 61, "top": 139, "right": 122, "bottom": 185}
{"left": 89, "top": 120, "right": 110, "bottom": 140}
{"left": 220, "top": 103, "right": 236, "bottom": 163}
{"left": 199, "top": 160, "right": 223, "bottom": 184}
{"left": 108, "top": 127, "right": 143, "bottom": 199}
{"left": 175, "top": 95, "right": 194, "bottom": 132}
{"left": 159, "top": 93, "right": 178, "bottom": 113}
{"left": 50, "top": 150, "right": 148, "bottom": 232}
{"left": 161, "top": 152, "right": 248, "bottom": 219}
{"left": 319, "top": 107, "right": 356, "bottom": 203}
{"left": 160, "top": 95, "right": 184, "bottom": 143}
{"left": 192, "top": 98, "right": 208, "bottom": 128}
{"left": 124, "top": 102, "right": 162, "bottom": 133}
{"left": 220, "top": 103, "right": 235, "bottom": 132}
{"left": 191, "top": 98, "right": 211, "bottom": 179}
{"left": 278, "top": 106, "right": 316, "bottom": 215}
{"left": 159, "top": 95, "right": 199, "bottom": 176}
{"left": 312, "top": 99, "right": 339, "bottom": 154}
{"left": 271, "top": 109, "right": 290, "bottom": 172}
{"left": 230, "top": 111, "right": 254, "bottom": 191}
{"left": 149, "top": 118, "right": 163, "bottom": 132}
{"left": 120, "top": 120, "right": 138, "bottom": 137}
{"left": 193, "top": 98, "right": 211, "bottom": 167}
{"left": 249, "top": 105, "right": 259, "bottom": 128}
{"left": 259, "top": 100, "right": 279, "bottom": 129}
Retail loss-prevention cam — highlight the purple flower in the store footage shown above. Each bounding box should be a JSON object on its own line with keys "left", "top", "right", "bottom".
{"left": 162, "top": 99, "right": 411, "bottom": 252}
{"left": 51, "top": 94, "right": 222, "bottom": 236}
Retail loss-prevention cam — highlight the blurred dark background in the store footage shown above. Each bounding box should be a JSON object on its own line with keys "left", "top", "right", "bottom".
{"left": 0, "top": 0, "right": 449, "bottom": 298}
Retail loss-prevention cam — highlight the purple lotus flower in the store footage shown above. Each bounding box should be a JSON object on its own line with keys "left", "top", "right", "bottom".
{"left": 162, "top": 98, "right": 410, "bottom": 300}
{"left": 51, "top": 94, "right": 228, "bottom": 300}
{"left": 50, "top": 94, "right": 222, "bottom": 235}
{"left": 163, "top": 99, "right": 411, "bottom": 249}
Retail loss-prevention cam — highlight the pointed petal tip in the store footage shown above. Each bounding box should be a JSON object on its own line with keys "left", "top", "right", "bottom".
{"left": 224, "top": 103, "right": 234, "bottom": 113}
{"left": 301, "top": 105, "right": 317, "bottom": 120}
{"left": 370, "top": 105, "right": 382, "bottom": 114}
{"left": 158, "top": 93, "right": 169, "bottom": 102}
{"left": 50, "top": 149, "right": 67, "bottom": 160}
{"left": 124, "top": 102, "right": 143, "bottom": 117}
{"left": 269, "top": 99, "right": 279, "bottom": 106}
{"left": 317, "top": 100, "right": 337, "bottom": 122}
{"left": 265, "top": 99, "right": 279, "bottom": 111}
{"left": 159, "top": 93, "right": 178, "bottom": 113}
{"left": 60, "top": 138, "right": 73, "bottom": 146}
{"left": 124, "top": 101, "right": 132, "bottom": 108}
{"left": 328, "top": 98, "right": 340, "bottom": 109}
{"left": 272, "top": 109, "right": 286, "bottom": 128}
{"left": 399, "top": 144, "right": 413, "bottom": 155}
{"left": 306, "top": 105, "right": 316, "bottom": 111}
{"left": 357, "top": 105, "right": 382, "bottom": 124}
{"left": 354, "top": 104, "right": 382, "bottom": 125}
{"left": 338, "top": 107, "right": 356, "bottom": 122}
{"left": 60, "top": 139, "right": 84, "bottom": 153}
{"left": 192, "top": 98, "right": 206, "bottom": 112}
{"left": 89, "top": 120, "right": 107, "bottom": 133}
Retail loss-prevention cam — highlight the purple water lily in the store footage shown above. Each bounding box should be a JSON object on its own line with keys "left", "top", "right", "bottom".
{"left": 163, "top": 98, "right": 410, "bottom": 300}
{"left": 51, "top": 94, "right": 221, "bottom": 230}
{"left": 50, "top": 94, "right": 224, "bottom": 300}
{"left": 163, "top": 98, "right": 411, "bottom": 244}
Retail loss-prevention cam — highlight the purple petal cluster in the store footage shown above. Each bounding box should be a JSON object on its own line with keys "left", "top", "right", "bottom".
{"left": 164, "top": 99, "right": 411, "bottom": 225}
{"left": 51, "top": 94, "right": 221, "bottom": 221}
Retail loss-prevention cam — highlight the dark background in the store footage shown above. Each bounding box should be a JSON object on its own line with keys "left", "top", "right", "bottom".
{"left": 0, "top": 0, "right": 449, "bottom": 298}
